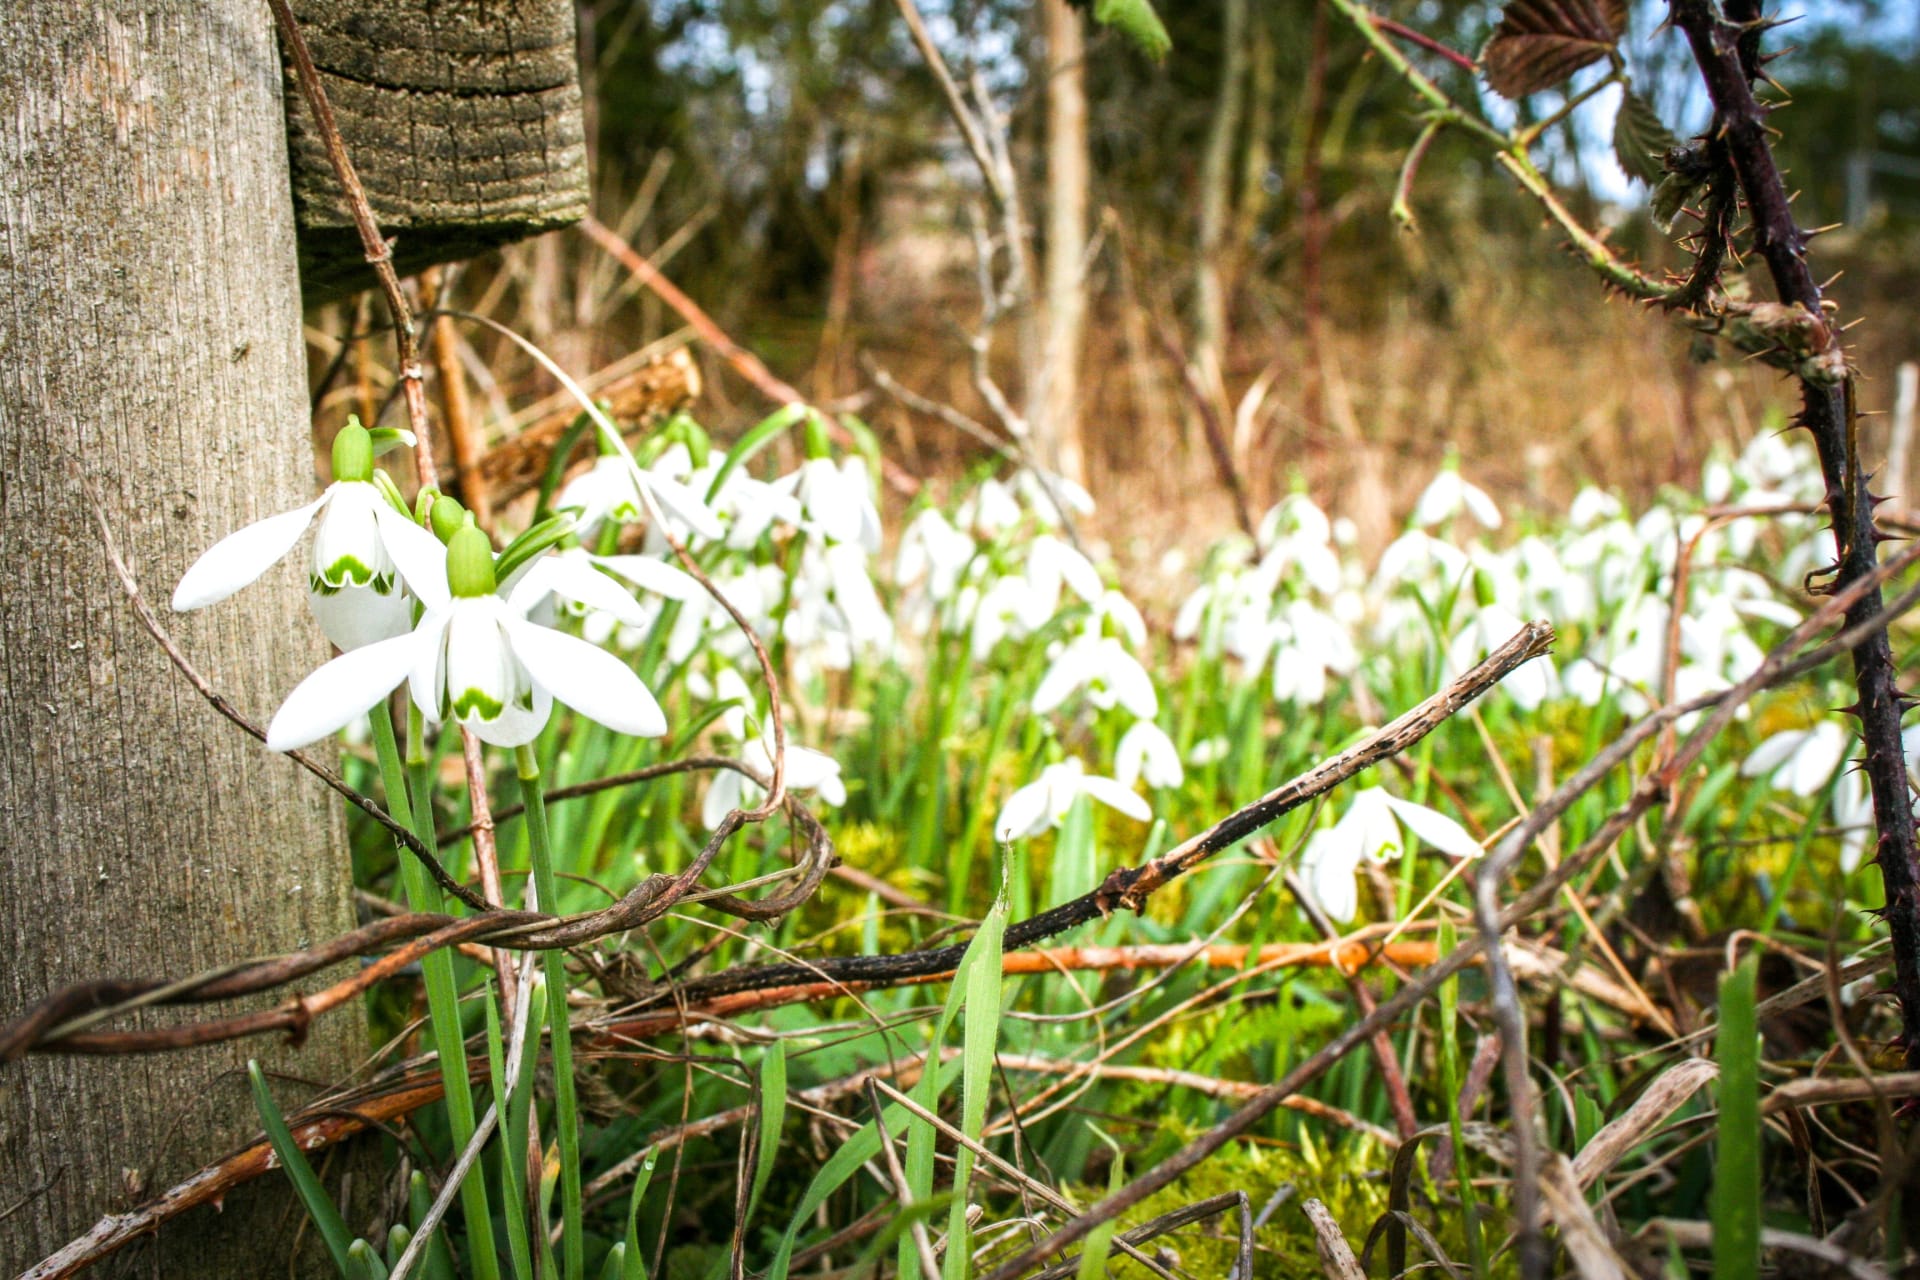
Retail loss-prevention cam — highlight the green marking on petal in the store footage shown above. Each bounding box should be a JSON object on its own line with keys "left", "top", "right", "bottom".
{"left": 452, "top": 687, "right": 506, "bottom": 721}
{"left": 318, "top": 555, "right": 377, "bottom": 589}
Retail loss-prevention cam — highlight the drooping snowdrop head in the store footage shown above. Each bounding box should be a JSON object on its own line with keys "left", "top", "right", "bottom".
{"left": 266, "top": 519, "right": 669, "bottom": 752}
{"left": 1297, "top": 787, "right": 1482, "bottom": 923}
{"left": 701, "top": 729, "right": 847, "bottom": 828}
{"left": 171, "top": 419, "right": 442, "bottom": 651}
{"left": 1114, "top": 719, "right": 1183, "bottom": 791}
{"left": 1740, "top": 721, "right": 1849, "bottom": 798}
{"left": 556, "top": 435, "right": 725, "bottom": 544}
{"left": 1411, "top": 464, "right": 1502, "bottom": 530}
{"left": 995, "top": 757, "right": 1150, "bottom": 841}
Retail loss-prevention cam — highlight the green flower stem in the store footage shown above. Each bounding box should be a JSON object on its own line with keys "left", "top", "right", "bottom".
{"left": 516, "top": 743, "right": 584, "bottom": 1280}
{"left": 380, "top": 707, "right": 502, "bottom": 1280}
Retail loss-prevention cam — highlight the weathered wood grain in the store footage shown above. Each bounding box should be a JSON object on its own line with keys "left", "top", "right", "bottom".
{"left": 0, "top": 4, "right": 363, "bottom": 1273}
{"left": 282, "top": 0, "right": 590, "bottom": 300}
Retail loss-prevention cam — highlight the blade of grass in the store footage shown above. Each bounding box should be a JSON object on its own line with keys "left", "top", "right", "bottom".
{"left": 1712, "top": 953, "right": 1761, "bottom": 1278}
{"left": 749, "top": 1041, "right": 789, "bottom": 1221}
{"left": 941, "top": 887, "right": 1009, "bottom": 1280}
{"left": 623, "top": 1148, "right": 658, "bottom": 1280}
{"left": 248, "top": 1059, "right": 355, "bottom": 1275}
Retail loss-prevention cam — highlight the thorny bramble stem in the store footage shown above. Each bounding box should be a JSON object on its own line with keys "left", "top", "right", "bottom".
{"left": 1668, "top": 0, "right": 1920, "bottom": 1074}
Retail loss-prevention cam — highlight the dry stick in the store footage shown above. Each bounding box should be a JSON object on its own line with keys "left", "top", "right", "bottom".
{"left": 630, "top": 623, "right": 1555, "bottom": 1011}
{"left": 890, "top": 0, "right": 1005, "bottom": 206}
{"left": 81, "top": 479, "right": 488, "bottom": 913}
{"left": 421, "top": 267, "right": 492, "bottom": 530}
{"left": 974, "top": 548, "right": 1920, "bottom": 1280}
{"left": 462, "top": 729, "right": 519, "bottom": 1015}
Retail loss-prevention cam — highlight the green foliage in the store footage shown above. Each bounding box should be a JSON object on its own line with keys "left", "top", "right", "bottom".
{"left": 248, "top": 1060, "right": 357, "bottom": 1276}
{"left": 1712, "top": 954, "right": 1762, "bottom": 1278}
{"left": 1091, "top": 0, "right": 1172, "bottom": 61}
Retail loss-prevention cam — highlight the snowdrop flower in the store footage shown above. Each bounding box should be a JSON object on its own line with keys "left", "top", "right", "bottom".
{"left": 957, "top": 477, "right": 1023, "bottom": 536}
{"left": 1032, "top": 634, "right": 1158, "bottom": 718}
{"left": 967, "top": 575, "right": 1045, "bottom": 657}
{"left": 1268, "top": 600, "right": 1358, "bottom": 706}
{"left": 701, "top": 729, "right": 846, "bottom": 828}
{"left": 510, "top": 544, "right": 701, "bottom": 629}
{"left": 172, "top": 420, "right": 444, "bottom": 650}
{"left": 1568, "top": 486, "right": 1623, "bottom": 529}
{"left": 1298, "top": 787, "right": 1483, "bottom": 923}
{"left": 1114, "top": 720, "right": 1183, "bottom": 790}
{"left": 1025, "top": 534, "right": 1104, "bottom": 615}
{"left": 815, "top": 541, "right": 894, "bottom": 654}
{"left": 1014, "top": 468, "right": 1095, "bottom": 526}
{"left": 778, "top": 454, "right": 883, "bottom": 552}
{"left": 265, "top": 520, "right": 667, "bottom": 751}
{"left": 1742, "top": 721, "right": 1850, "bottom": 797}
{"left": 1448, "top": 583, "right": 1554, "bottom": 710}
{"left": 1831, "top": 768, "right": 1874, "bottom": 874}
{"left": 1411, "top": 465, "right": 1502, "bottom": 530}
{"left": 556, "top": 446, "right": 724, "bottom": 542}
{"left": 896, "top": 508, "right": 976, "bottom": 602}
{"left": 995, "top": 757, "right": 1151, "bottom": 841}
{"left": 1187, "top": 736, "right": 1231, "bottom": 767}
{"left": 1374, "top": 530, "right": 1471, "bottom": 592}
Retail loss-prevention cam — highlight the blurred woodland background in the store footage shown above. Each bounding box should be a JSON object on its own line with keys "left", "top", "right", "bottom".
{"left": 317, "top": 0, "right": 1920, "bottom": 580}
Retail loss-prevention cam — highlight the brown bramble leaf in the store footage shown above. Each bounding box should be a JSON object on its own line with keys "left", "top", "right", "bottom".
{"left": 1481, "top": 0, "right": 1628, "bottom": 99}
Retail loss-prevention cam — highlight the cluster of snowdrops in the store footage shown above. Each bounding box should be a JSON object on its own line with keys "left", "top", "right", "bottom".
{"left": 174, "top": 403, "right": 1879, "bottom": 933}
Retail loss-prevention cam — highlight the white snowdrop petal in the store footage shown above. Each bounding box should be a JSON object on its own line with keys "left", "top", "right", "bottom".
{"left": 506, "top": 617, "right": 667, "bottom": 738}
{"left": 407, "top": 604, "right": 453, "bottom": 722}
{"left": 371, "top": 501, "right": 451, "bottom": 610}
{"left": 1030, "top": 658, "right": 1080, "bottom": 716}
{"left": 1301, "top": 831, "right": 1362, "bottom": 924}
{"left": 1741, "top": 730, "right": 1807, "bottom": 779}
{"left": 643, "top": 472, "right": 727, "bottom": 541}
{"left": 595, "top": 554, "right": 704, "bottom": 602}
{"left": 542, "top": 556, "right": 653, "bottom": 627}
{"left": 307, "top": 580, "right": 412, "bottom": 651}
{"left": 703, "top": 771, "right": 745, "bottom": 830}
{"left": 1381, "top": 794, "right": 1484, "bottom": 859}
{"left": 1077, "top": 774, "right": 1153, "bottom": 823}
{"left": 266, "top": 629, "right": 420, "bottom": 751}
{"left": 996, "top": 781, "right": 1053, "bottom": 841}
{"left": 172, "top": 493, "right": 329, "bottom": 611}
{"left": 462, "top": 686, "right": 554, "bottom": 748}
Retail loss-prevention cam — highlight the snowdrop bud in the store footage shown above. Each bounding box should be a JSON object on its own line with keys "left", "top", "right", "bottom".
{"left": 331, "top": 418, "right": 374, "bottom": 484}
{"left": 1473, "top": 565, "right": 1497, "bottom": 609}
{"left": 429, "top": 495, "right": 468, "bottom": 544}
{"left": 667, "top": 414, "right": 712, "bottom": 469}
{"left": 446, "top": 520, "right": 497, "bottom": 598}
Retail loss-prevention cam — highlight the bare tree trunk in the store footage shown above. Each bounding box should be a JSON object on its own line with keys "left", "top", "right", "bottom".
{"left": 1192, "top": 0, "right": 1249, "bottom": 421}
{"left": 1038, "top": 0, "right": 1089, "bottom": 485}
{"left": 0, "top": 4, "right": 361, "bottom": 1274}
